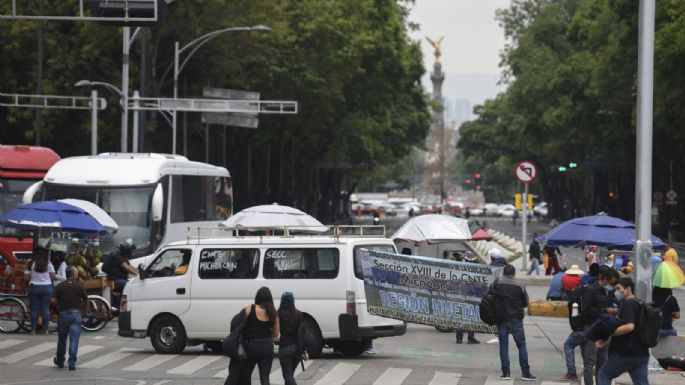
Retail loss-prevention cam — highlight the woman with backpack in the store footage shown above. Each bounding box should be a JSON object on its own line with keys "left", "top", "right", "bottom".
{"left": 278, "top": 291, "right": 307, "bottom": 385}
{"left": 25, "top": 248, "right": 56, "bottom": 334}
{"left": 653, "top": 286, "right": 681, "bottom": 337}
{"left": 239, "top": 286, "right": 280, "bottom": 385}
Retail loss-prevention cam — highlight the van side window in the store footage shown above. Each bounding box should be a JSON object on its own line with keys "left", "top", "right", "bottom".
{"left": 264, "top": 248, "right": 339, "bottom": 279}
{"left": 198, "top": 248, "right": 259, "bottom": 279}
{"left": 353, "top": 245, "right": 395, "bottom": 280}
{"left": 146, "top": 249, "right": 192, "bottom": 278}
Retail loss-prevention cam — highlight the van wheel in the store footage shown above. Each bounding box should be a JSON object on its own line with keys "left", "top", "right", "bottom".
{"left": 337, "top": 338, "right": 371, "bottom": 356}
{"left": 304, "top": 318, "right": 324, "bottom": 358}
{"left": 150, "top": 316, "right": 186, "bottom": 354}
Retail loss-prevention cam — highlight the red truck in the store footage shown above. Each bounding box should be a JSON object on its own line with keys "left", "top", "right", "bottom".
{"left": 0, "top": 145, "right": 60, "bottom": 276}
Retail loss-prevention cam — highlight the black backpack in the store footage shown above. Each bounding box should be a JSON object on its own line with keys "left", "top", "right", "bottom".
{"left": 567, "top": 284, "right": 588, "bottom": 331}
{"left": 636, "top": 299, "right": 663, "bottom": 348}
{"left": 479, "top": 280, "right": 502, "bottom": 326}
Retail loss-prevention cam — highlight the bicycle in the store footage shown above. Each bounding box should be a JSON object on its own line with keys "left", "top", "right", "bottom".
{"left": 0, "top": 291, "right": 111, "bottom": 333}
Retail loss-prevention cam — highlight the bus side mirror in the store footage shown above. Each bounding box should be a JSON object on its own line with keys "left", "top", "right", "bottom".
{"left": 138, "top": 264, "right": 146, "bottom": 280}
{"left": 151, "top": 183, "right": 164, "bottom": 222}
{"left": 22, "top": 181, "right": 42, "bottom": 204}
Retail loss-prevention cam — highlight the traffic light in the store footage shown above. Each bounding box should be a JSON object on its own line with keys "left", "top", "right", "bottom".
{"left": 515, "top": 193, "right": 522, "bottom": 210}
{"left": 475, "top": 173, "right": 481, "bottom": 179}
{"left": 608, "top": 191, "right": 615, "bottom": 198}
{"left": 558, "top": 166, "right": 567, "bottom": 172}
{"left": 528, "top": 194, "right": 534, "bottom": 210}
{"left": 466, "top": 179, "right": 472, "bottom": 184}
{"left": 91, "top": 0, "right": 168, "bottom": 26}
{"left": 568, "top": 162, "right": 577, "bottom": 168}
{"left": 476, "top": 185, "right": 481, "bottom": 191}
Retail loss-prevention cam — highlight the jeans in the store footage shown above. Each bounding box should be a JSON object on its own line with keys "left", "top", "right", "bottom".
{"left": 278, "top": 344, "right": 300, "bottom": 385}
{"left": 497, "top": 318, "right": 530, "bottom": 375}
{"left": 527, "top": 259, "right": 540, "bottom": 275}
{"left": 28, "top": 284, "right": 53, "bottom": 331}
{"left": 55, "top": 309, "right": 82, "bottom": 367}
{"left": 563, "top": 330, "right": 585, "bottom": 375}
{"left": 597, "top": 354, "right": 649, "bottom": 385}
{"left": 455, "top": 330, "right": 477, "bottom": 342}
{"left": 659, "top": 328, "right": 677, "bottom": 338}
{"left": 583, "top": 325, "right": 608, "bottom": 385}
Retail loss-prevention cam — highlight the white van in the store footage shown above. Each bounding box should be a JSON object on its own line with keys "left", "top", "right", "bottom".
{"left": 117, "top": 227, "right": 407, "bottom": 356}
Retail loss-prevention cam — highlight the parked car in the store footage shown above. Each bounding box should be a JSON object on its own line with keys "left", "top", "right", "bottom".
{"left": 483, "top": 203, "right": 499, "bottom": 216}
{"left": 469, "top": 206, "right": 484, "bottom": 216}
{"left": 533, "top": 202, "right": 548, "bottom": 217}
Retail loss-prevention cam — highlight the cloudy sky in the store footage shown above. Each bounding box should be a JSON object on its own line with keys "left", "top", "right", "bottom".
{"left": 407, "top": 0, "right": 510, "bottom": 119}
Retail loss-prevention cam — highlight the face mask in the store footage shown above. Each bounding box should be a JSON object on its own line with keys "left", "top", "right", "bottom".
{"left": 614, "top": 290, "right": 625, "bottom": 302}
{"left": 604, "top": 284, "right": 615, "bottom": 292}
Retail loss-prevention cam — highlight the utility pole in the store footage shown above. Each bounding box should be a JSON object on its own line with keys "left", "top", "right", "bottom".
{"left": 634, "top": 0, "right": 655, "bottom": 302}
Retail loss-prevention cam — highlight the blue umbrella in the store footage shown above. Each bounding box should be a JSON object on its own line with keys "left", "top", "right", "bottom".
{"left": 0, "top": 200, "right": 109, "bottom": 235}
{"left": 537, "top": 214, "right": 665, "bottom": 250}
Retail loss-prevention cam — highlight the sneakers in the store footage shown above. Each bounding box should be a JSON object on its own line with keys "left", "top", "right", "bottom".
{"left": 467, "top": 339, "right": 480, "bottom": 344}
{"left": 53, "top": 357, "right": 64, "bottom": 369}
{"left": 68, "top": 365, "right": 75, "bottom": 371}
{"left": 500, "top": 371, "right": 511, "bottom": 380}
{"left": 455, "top": 339, "right": 463, "bottom": 344}
{"left": 521, "top": 373, "right": 537, "bottom": 381}
{"left": 560, "top": 373, "right": 578, "bottom": 381}
{"left": 364, "top": 348, "right": 378, "bottom": 354}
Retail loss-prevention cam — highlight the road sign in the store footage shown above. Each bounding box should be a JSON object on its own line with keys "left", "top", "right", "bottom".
{"left": 515, "top": 160, "right": 538, "bottom": 184}
{"left": 666, "top": 190, "right": 677, "bottom": 201}
{"left": 202, "top": 87, "right": 259, "bottom": 129}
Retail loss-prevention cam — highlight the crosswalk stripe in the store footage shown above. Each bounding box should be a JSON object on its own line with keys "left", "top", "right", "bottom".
{"left": 429, "top": 371, "right": 462, "bottom": 385}
{"left": 124, "top": 354, "right": 178, "bottom": 371}
{"left": 166, "top": 355, "right": 223, "bottom": 375}
{"left": 270, "top": 359, "right": 313, "bottom": 384}
{"left": 0, "top": 339, "right": 25, "bottom": 350}
{"left": 541, "top": 382, "right": 569, "bottom": 385}
{"left": 214, "top": 368, "right": 228, "bottom": 378}
{"left": 313, "top": 362, "right": 361, "bottom": 385}
{"left": 484, "top": 376, "right": 512, "bottom": 385}
{"left": 80, "top": 348, "right": 141, "bottom": 369}
{"left": 373, "top": 367, "right": 412, "bottom": 385}
{"left": 0, "top": 342, "right": 55, "bottom": 364}
{"left": 34, "top": 345, "right": 102, "bottom": 366}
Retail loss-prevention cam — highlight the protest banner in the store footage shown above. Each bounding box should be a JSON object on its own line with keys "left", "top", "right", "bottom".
{"left": 360, "top": 249, "right": 502, "bottom": 333}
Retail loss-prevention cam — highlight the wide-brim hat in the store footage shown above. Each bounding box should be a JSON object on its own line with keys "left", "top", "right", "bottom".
{"left": 565, "top": 265, "right": 585, "bottom": 275}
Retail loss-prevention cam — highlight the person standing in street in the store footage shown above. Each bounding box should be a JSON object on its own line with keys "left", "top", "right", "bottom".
{"left": 597, "top": 277, "right": 649, "bottom": 385}
{"left": 493, "top": 264, "right": 536, "bottom": 381}
{"left": 25, "top": 248, "right": 56, "bottom": 334}
{"left": 581, "top": 268, "right": 620, "bottom": 385}
{"left": 543, "top": 244, "right": 562, "bottom": 275}
{"left": 52, "top": 266, "right": 88, "bottom": 371}
{"left": 240, "top": 287, "right": 280, "bottom": 385}
{"left": 277, "top": 292, "right": 306, "bottom": 385}
{"left": 527, "top": 234, "right": 541, "bottom": 276}
{"left": 652, "top": 286, "right": 680, "bottom": 337}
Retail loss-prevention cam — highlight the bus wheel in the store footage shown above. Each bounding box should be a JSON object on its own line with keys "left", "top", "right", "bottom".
{"left": 150, "top": 315, "right": 186, "bottom": 354}
{"left": 337, "top": 338, "right": 371, "bottom": 356}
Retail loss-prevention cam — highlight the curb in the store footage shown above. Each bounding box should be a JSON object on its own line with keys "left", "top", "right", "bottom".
{"left": 527, "top": 300, "right": 568, "bottom": 318}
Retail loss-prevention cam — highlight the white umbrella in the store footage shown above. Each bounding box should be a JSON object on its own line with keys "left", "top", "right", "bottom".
{"left": 391, "top": 214, "right": 471, "bottom": 244}
{"left": 58, "top": 199, "right": 118, "bottom": 232}
{"left": 221, "top": 204, "right": 327, "bottom": 232}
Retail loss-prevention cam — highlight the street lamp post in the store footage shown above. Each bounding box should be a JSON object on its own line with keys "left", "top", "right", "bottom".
{"left": 75, "top": 80, "right": 125, "bottom": 154}
{"left": 171, "top": 24, "right": 271, "bottom": 155}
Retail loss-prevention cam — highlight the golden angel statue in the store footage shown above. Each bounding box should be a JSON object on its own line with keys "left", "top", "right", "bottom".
{"left": 426, "top": 36, "right": 444, "bottom": 61}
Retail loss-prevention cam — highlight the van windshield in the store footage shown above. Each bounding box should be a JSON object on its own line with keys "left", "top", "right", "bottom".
{"left": 41, "top": 183, "right": 155, "bottom": 256}
{"left": 353, "top": 244, "right": 395, "bottom": 280}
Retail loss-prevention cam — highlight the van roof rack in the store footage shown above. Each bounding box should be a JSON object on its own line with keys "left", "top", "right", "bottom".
{"left": 186, "top": 224, "right": 386, "bottom": 242}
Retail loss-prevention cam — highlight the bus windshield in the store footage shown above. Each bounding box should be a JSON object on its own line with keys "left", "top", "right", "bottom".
{"left": 41, "top": 183, "right": 155, "bottom": 256}
{"left": 0, "top": 178, "right": 37, "bottom": 217}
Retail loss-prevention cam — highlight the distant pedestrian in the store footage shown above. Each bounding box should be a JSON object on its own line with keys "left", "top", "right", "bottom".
{"left": 239, "top": 287, "right": 280, "bottom": 385}
{"left": 579, "top": 263, "right": 600, "bottom": 286}
{"left": 277, "top": 292, "right": 305, "bottom": 385}
{"left": 492, "top": 264, "right": 536, "bottom": 381}
{"left": 652, "top": 286, "right": 680, "bottom": 338}
{"left": 597, "top": 277, "right": 649, "bottom": 385}
{"left": 52, "top": 266, "right": 88, "bottom": 371}
{"left": 545, "top": 270, "right": 565, "bottom": 300}
{"left": 455, "top": 329, "right": 479, "bottom": 344}
{"left": 25, "top": 248, "right": 56, "bottom": 334}
{"left": 527, "top": 234, "right": 541, "bottom": 276}
{"left": 543, "top": 245, "right": 562, "bottom": 275}
{"left": 581, "top": 268, "right": 620, "bottom": 385}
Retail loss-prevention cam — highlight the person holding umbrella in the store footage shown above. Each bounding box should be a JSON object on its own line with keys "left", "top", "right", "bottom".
{"left": 652, "top": 259, "right": 684, "bottom": 337}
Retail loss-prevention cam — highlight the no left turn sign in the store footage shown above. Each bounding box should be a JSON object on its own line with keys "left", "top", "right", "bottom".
{"left": 515, "top": 160, "right": 538, "bottom": 184}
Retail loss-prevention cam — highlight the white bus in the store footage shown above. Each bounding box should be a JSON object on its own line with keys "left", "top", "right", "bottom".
{"left": 23, "top": 153, "right": 232, "bottom": 265}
